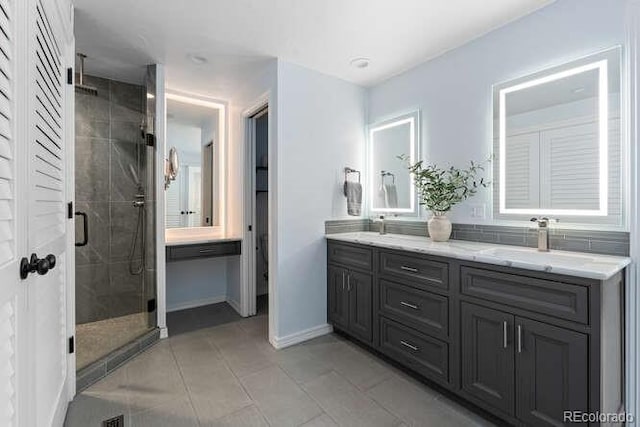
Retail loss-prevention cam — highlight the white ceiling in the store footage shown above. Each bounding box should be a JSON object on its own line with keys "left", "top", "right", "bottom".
{"left": 73, "top": 0, "right": 554, "bottom": 98}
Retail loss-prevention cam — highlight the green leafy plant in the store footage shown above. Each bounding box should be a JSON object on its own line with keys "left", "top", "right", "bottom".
{"left": 399, "top": 155, "right": 489, "bottom": 214}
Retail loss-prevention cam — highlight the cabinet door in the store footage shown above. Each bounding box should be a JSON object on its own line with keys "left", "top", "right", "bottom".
{"left": 327, "top": 265, "right": 348, "bottom": 329}
{"left": 347, "top": 270, "right": 373, "bottom": 343}
{"left": 461, "top": 303, "right": 515, "bottom": 417}
{"left": 515, "top": 317, "right": 588, "bottom": 427}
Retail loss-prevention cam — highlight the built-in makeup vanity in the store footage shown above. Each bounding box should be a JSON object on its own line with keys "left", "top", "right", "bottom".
{"left": 326, "top": 232, "right": 630, "bottom": 427}
{"left": 166, "top": 237, "right": 241, "bottom": 262}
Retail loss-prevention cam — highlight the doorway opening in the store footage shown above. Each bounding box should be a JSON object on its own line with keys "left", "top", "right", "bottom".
{"left": 252, "top": 106, "right": 269, "bottom": 317}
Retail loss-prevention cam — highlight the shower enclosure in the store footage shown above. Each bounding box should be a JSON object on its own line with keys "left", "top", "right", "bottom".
{"left": 74, "top": 65, "right": 157, "bottom": 371}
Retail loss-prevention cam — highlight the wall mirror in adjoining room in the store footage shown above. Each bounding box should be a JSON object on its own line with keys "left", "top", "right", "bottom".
{"left": 165, "top": 93, "right": 226, "bottom": 230}
{"left": 368, "top": 110, "right": 419, "bottom": 215}
{"left": 493, "top": 47, "right": 623, "bottom": 227}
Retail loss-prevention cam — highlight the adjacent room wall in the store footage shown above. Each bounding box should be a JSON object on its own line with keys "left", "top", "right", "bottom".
{"left": 227, "top": 59, "right": 278, "bottom": 312}
{"left": 275, "top": 61, "right": 366, "bottom": 339}
{"left": 367, "top": 0, "right": 626, "bottom": 226}
{"left": 165, "top": 257, "right": 229, "bottom": 311}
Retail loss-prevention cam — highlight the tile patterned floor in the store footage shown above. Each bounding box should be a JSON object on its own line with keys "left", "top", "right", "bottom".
{"left": 65, "top": 307, "right": 496, "bottom": 427}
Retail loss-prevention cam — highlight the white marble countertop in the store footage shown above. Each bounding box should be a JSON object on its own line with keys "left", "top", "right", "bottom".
{"left": 326, "top": 232, "right": 630, "bottom": 280}
{"left": 165, "top": 235, "right": 241, "bottom": 247}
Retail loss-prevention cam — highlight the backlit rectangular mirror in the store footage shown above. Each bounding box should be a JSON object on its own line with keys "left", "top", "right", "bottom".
{"left": 165, "top": 93, "right": 225, "bottom": 229}
{"left": 369, "top": 111, "right": 419, "bottom": 215}
{"left": 494, "top": 47, "right": 622, "bottom": 223}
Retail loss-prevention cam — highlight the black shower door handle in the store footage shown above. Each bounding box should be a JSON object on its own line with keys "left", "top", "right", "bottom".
{"left": 75, "top": 211, "right": 89, "bottom": 247}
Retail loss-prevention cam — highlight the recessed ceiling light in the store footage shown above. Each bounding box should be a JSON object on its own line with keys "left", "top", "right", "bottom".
{"left": 187, "top": 53, "right": 208, "bottom": 65}
{"left": 350, "top": 57, "right": 370, "bottom": 69}
{"left": 146, "top": 93, "right": 155, "bottom": 99}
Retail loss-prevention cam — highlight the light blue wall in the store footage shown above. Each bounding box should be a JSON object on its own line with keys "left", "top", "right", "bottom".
{"left": 276, "top": 61, "right": 366, "bottom": 338}
{"left": 166, "top": 257, "right": 229, "bottom": 311}
{"left": 367, "top": 0, "right": 626, "bottom": 224}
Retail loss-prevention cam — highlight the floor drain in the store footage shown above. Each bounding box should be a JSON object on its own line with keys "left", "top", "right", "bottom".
{"left": 102, "top": 415, "right": 124, "bottom": 427}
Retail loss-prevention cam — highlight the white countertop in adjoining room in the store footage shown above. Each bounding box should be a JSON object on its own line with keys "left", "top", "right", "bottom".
{"left": 165, "top": 228, "right": 241, "bottom": 247}
{"left": 326, "top": 232, "right": 630, "bottom": 280}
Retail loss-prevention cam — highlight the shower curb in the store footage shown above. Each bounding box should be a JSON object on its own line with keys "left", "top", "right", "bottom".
{"left": 76, "top": 327, "right": 161, "bottom": 392}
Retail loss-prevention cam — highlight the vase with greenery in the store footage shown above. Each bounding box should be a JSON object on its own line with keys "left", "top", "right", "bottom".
{"left": 400, "top": 155, "right": 489, "bottom": 242}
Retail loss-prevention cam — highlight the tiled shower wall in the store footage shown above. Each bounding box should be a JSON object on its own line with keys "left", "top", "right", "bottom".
{"left": 325, "top": 219, "right": 630, "bottom": 256}
{"left": 75, "top": 75, "right": 150, "bottom": 324}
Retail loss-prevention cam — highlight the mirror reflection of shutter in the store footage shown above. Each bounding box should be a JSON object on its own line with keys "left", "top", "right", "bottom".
{"left": 607, "top": 119, "right": 622, "bottom": 220}
{"left": 541, "top": 122, "right": 599, "bottom": 210}
{"left": 166, "top": 180, "right": 181, "bottom": 227}
{"left": 504, "top": 132, "right": 539, "bottom": 210}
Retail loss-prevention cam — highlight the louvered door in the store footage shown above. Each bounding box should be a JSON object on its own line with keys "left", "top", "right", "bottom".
{"left": 0, "top": 1, "right": 27, "bottom": 426}
{"left": 28, "top": 0, "right": 69, "bottom": 425}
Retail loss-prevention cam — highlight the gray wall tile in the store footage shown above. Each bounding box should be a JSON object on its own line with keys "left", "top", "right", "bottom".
{"left": 324, "top": 219, "right": 630, "bottom": 256}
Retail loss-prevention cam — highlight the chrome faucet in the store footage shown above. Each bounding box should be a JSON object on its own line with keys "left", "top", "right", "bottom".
{"left": 378, "top": 215, "right": 386, "bottom": 235}
{"left": 530, "top": 217, "right": 557, "bottom": 252}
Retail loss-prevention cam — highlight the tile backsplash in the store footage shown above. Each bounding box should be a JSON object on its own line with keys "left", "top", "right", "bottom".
{"left": 325, "top": 219, "right": 630, "bottom": 257}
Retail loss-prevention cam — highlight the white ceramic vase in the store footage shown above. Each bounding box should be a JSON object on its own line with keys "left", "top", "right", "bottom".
{"left": 428, "top": 212, "right": 452, "bottom": 242}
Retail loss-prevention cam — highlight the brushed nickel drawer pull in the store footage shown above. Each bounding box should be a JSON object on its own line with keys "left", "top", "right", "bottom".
{"left": 517, "top": 324, "right": 523, "bottom": 353}
{"left": 400, "top": 265, "right": 418, "bottom": 273}
{"left": 503, "top": 321, "right": 508, "bottom": 349}
{"left": 400, "top": 340, "right": 419, "bottom": 351}
{"left": 400, "top": 301, "right": 419, "bottom": 310}
{"left": 199, "top": 249, "right": 218, "bottom": 254}
{"left": 347, "top": 274, "right": 351, "bottom": 292}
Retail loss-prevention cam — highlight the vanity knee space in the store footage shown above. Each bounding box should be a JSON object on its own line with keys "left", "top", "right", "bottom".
{"left": 326, "top": 239, "right": 624, "bottom": 427}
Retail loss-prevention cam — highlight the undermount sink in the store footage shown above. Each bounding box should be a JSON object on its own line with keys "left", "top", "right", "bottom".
{"left": 477, "top": 247, "right": 600, "bottom": 266}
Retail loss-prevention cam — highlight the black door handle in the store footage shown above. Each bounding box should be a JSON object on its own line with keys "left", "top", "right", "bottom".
{"left": 19, "top": 253, "right": 57, "bottom": 280}
{"left": 75, "top": 211, "right": 88, "bottom": 247}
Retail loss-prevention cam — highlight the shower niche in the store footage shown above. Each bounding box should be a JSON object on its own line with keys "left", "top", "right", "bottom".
{"left": 74, "top": 61, "right": 158, "bottom": 372}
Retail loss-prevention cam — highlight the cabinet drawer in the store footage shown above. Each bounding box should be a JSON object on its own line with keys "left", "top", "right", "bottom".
{"left": 379, "top": 279, "right": 448, "bottom": 339}
{"left": 379, "top": 251, "right": 448, "bottom": 290}
{"left": 460, "top": 266, "right": 589, "bottom": 324}
{"left": 327, "top": 242, "right": 373, "bottom": 271}
{"left": 167, "top": 241, "right": 241, "bottom": 262}
{"left": 379, "top": 317, "right": 449, "bottom": 385}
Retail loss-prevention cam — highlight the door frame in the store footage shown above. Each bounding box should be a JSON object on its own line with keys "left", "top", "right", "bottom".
{"left": 241, "top": 92, "right": 278, "bottom": 346}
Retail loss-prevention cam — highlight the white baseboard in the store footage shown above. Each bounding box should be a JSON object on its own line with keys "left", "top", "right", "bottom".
{"left": 272, "top": 323, "right": 333, "bottom": 349}
{"left": 167, "top": 295, "right": 226, "bottom": 313}
{"left": 159, "top": 326, "right": 169, "bottom": 339}
{"left": 227, "top": 298, "right": 242, "bottom": 315}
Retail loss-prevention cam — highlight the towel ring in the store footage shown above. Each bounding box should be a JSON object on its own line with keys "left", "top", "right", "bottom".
{"left": 343, "top": 167, "right": 361, "bottom": 197}
{"left": 380, "top": 170, "right": 395, "bottom": 185}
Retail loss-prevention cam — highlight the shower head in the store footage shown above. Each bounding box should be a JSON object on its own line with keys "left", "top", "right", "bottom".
{"left": 75, "top": 53, "right": 98, "bottom": 97}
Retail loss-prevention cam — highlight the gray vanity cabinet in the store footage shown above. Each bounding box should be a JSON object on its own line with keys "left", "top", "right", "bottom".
{"left": 460, "top": 303, "right": 515, "bottom": 417}
{"left": 327, "top": 243, "right": 374, "bottom": 344}
{"left": 515, "top": 317, "right": 588, "bottom": 427}
{"left": 326, "top": 239, "right": 623, "bottom": 427}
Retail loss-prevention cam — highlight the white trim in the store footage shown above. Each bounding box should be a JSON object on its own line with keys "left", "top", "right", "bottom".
{"left": 625, "top": 1, "right": 640, "bottom": 422}
{"left": 64, "top": 14, "right": 76, "bottom": 402}
{"left": 226, "top": 297, "right": 241, "bottom": 314}
{"left": 166, "top": 295, "right": 227, "bottom": 312}
{"left": 155, "top": 64, "right": 168, "bottom": 336}
{"left": 272, "top": 324, "right": 333, "bottom": 349}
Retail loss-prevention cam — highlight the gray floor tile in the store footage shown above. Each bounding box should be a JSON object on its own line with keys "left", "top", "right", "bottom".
{"left": 367, "top": 375, "right": 442, "bottom": 426}
{"left": 433, "top": 395, "right": 497, "bottom": 427}
{"left": 300, "top": 413, "right": 339, "bottom": 427}
{"left": 123, "top": 342, "right": 189, "bottom": 411}
{"left": 129, "top": 396, "right": 198, "bottom": 427}
{"left": 325, "top": 344, "right": 392, "bottom": 390}
{"left": 205, "top": 405, "right": 269, "bottom": 427}
{"left": 205, "top": 323, "right": 252, "bottom": 350}
{"left": 64, "top": 393, "right": 129, "bottom": 427}
{"left": 180, "top": 357, "right": 253, "bottom": 422}
{"left": 219, "top": 340, "right": 277, "bottom": 378}
{"left": 169, "top": 331, "right": 222, "bottom": 367}
{"left": 240, "top": 366, "right": 322, "bottom": 427}
{"left": 303, "top": 371, "right": 400, "bottom": 427}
